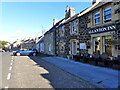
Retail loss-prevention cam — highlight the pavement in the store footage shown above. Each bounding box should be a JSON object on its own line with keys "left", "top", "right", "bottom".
{"left": 41, "top": 56, "right": 120, "bottom": 88}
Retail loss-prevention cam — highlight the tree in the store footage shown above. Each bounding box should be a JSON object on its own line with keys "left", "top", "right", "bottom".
{"left": 0, "top": 40, "right": 10, "bottom": 48}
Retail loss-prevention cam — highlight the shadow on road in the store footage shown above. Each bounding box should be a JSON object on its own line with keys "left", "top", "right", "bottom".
{"left": 28, "top": 56, "right": 92, "bottom": 88}
{"left": 29, "top": 56, "right": 69, "bottom": 88}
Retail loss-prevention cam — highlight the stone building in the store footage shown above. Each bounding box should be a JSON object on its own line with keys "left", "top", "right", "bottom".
{"left": 37, "top": 19, "right": 63, "bottom": 55}
{"left": 55, "top": 0, "right": 120, "bottom": 58}
{"left": 36, "top": 36, "right": 44, "bottom": 53}
{"left": 56, "top": 6, "right": 80, "bottom": 58}
{"left": 44, "top": 27, "right": 56, "bottom": 55}
{"left": 20, "top": 38, "right": 36, "bottom": 49}
{"left": 85, "top": 0, "right": 120, "bottom": 57}
{"left": 11, "top": 38, "right": 36, "bottom": 50}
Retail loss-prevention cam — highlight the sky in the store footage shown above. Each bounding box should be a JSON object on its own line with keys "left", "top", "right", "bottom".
{"left": 1, "top": 1, "right": 92, "bottom": 43}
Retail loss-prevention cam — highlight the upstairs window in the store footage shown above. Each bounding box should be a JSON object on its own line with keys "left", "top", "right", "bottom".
{"left": 94, "top": 12, "right": 100, "bottom": 24}
{"left": 61, "top": 26, "right": 65, "bottom": 31}
{"left": 61, "top": 26, "right": 65, "bottom": 35}
{"left": 103, "top": 7, "right": 112, "bottom": 23}
{"left": 71, "top": 21, "right": 77, "bottom": 33}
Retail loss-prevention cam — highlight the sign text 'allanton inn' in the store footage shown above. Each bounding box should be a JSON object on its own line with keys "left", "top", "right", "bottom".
{"left": 89, "top": 25, "right": 116, "bottom": 34}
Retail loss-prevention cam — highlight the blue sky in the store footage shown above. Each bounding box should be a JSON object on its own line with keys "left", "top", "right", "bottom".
{"left": 1, "top": 2, "right": 92, "bottom": 43}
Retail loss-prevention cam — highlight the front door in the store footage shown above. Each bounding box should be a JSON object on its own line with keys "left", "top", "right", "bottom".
{"left": 72, "top": 42, "right": 76, "bottom": 55}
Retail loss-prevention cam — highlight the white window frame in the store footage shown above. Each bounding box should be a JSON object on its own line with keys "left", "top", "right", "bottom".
{"left": 71, "top": 21, "right": 77, "bottom": 33}
{"left": 103, "top": 7, "right": 112, "bottom": 23}
{"left": 94, "top": 11, "right": 100, "bottom": 25}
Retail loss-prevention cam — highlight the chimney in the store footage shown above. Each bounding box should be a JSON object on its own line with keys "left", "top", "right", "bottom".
{"left": 69, "top": 7, "right": 75, "bottom": 17}
{"left": 65, "top": 6, "right": 76, "bottom": 19}
{"left": 65, "top": 5, "right": 69, "bottom": 13}
{"left": 53, "top": 19, "right": 58, "bottom": 26}
{"left": 92, "top": 0, "right": 101, "bottom": 4}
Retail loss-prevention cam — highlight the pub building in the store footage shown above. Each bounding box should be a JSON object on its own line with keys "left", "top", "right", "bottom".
{"left": 55, "top": 0, "right": 120, "bottom": 58}
{"left": 86, "top": 0, "right": 120, "bottom": 57}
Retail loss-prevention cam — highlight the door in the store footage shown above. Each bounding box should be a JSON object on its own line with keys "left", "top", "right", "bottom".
{"left": 72, "top": 42, "right": 77, "bottom": 55}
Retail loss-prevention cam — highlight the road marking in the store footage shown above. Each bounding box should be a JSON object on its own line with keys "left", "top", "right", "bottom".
{"left": 4, "top": 86, "right": 8, "bottom": 90}
{"left": 7, "top": 73, "right": 11, "bottom": 80}
{"left": 10, "top": 62, "right": 13, "bottom": 66}
{"left": 4, "top": 86, "right": 8, "bottom": 88}
{"left": 11, "top": 59, "right": 13, "bottom": 62}
{"left": 9, "top": 66, "right": 12, "bottom": 71}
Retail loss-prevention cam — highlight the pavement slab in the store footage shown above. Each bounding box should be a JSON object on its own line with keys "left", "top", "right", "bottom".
{"left": 41, "top": 56, "right": 119, "bottom": 88}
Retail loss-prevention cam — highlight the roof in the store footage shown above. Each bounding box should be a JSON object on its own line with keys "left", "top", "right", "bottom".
{"left": 57, "top": 1, "right": 111, "bottom": 28}
{"left": 78, "top": 1, "right": 111, "bottom": 17}
{"left": 44, "top": 18, "right": 64, "bottom": 35}
{"left": 57, "top": 2, "right": 101, "bottom": 27}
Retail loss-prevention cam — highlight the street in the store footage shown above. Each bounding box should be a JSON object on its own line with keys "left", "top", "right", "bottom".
{"left": 1, "top": 52, "right": 99, "bottom": 88}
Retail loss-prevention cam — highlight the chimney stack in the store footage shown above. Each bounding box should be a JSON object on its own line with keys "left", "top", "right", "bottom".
{"left": 53, "top": 19, "right": 58, "bottom": 26}
{"left": 92, "top": 0, "right": 102, "bottom": 4}
{"left": 65, "top": 6, "right": 76, "bottom": 19}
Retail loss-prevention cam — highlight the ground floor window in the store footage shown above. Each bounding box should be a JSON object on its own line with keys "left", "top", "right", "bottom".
{"left": 93, "top": 37, "right": 100, "bottom": 53}
{"left": 103, "top": 36, "right": 112, "bottom": 55}
{"left": 93, "top": 35, "right": 112, "bottom": 55}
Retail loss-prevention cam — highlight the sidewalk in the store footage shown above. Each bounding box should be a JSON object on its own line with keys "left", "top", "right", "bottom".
{"left": 41, "top": 57, "right": 119, "bottom": 88}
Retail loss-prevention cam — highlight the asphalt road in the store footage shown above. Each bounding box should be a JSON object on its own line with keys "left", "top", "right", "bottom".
{"left": 1, "top": 52, "right": 99, "bottom": 88}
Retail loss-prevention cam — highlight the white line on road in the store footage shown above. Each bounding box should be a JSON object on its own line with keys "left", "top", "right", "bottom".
{"left": 10, "top": 62, "right": 13, "bottom": 66}
{"left": 7, "top": 73, "right": 11, "bottom": 80}
{"left": 11, "top": 59, "right": 13, "bottom": 62}
{"left": 4, "top": 86, "right": 8, "bottom": 90}
{"left": 9, "top": 66, "right": 12, "bottom": 71}
{"left": 4, "top": 86, "right": 8, "bottom": 88}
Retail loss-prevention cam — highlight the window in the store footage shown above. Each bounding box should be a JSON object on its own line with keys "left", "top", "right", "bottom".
{"left": 61, "top": 26, "right": 65, "bottom": 31}
{"left": 93, "top": 37, "right": 100, "bottom": 53}
{"left": 71, "top": 21, "right": 77, "bottom": 33}
{"left": 49, "top": 44, "right": 51, "bottom": 51}
{"left": 102, "top": 36, "right": 112, "bottom": 54}
{"left": 60, "top": 26, "right": 65, "bottom": 37}
{"left": 103, "top": 7, "right": 112, "bottom": 22}
{"left": 94, "top": 12, "right": 100, "bottom": 24}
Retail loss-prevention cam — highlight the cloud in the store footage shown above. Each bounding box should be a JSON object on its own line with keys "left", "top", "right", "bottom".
{"left": 0, "top": 30, "right": 27, "bottom": 43}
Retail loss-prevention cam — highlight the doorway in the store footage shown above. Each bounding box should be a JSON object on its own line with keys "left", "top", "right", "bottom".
{"left": 72, "top": 42, "right": 77, "bottom": 55}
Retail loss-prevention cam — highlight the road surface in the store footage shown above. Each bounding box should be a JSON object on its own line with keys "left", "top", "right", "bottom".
{"left": 1, "top": 52, "right": 99, "bottom": 88}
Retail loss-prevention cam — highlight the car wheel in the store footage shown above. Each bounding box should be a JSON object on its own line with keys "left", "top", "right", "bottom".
{"left": 17, "top": 53, "right": 20, "bottom": 56}
{"left": 32, "top": 53, "right": 36, "bottom": 56}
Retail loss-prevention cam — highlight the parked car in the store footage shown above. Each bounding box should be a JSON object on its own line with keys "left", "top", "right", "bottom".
{"left": 13, "top": 48, "right": 38, "bottom": 56}
{"left": 0, "top": 50, "right": 5, "bottom": 52}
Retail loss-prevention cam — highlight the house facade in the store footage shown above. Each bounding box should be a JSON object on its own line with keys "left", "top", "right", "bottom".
{"left": 36, "top": 36, "right": 44, "bottom": 53}
{"left": 86, "top": 1, "right": 120, "bottom": 57}
{"left": 11, "top": 38, "right": 36, "bottom": 50}
{"left": 55, "top": 0, "right": 120, "bottom": 58}
{"left": 44, "top": 27, "right": 55, "bottom": 55}
{"left": 37, "top": 19, "right": 63, "bottom": 55}
{"left": 36, "top": 0, "right": 120, "bottom": 58}
{"left": 56, "top": 7, "right": 82, "bottom": 58}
